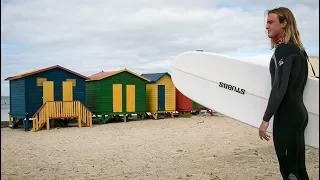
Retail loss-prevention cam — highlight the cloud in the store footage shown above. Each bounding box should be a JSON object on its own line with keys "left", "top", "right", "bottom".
{"left": 1, "top": 0, "right": 319, "bottom": 95}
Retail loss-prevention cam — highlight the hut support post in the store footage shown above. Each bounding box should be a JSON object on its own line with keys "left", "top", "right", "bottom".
{"left": 8, "top": 113, "right": 12, "bottom": 127}
{"left": 46, "top": 118, "right": 50, "bottom": 130}
{"left": 23, "top": 115, "right": 30, "bottom": 131}
{"left": 78, "top": 117, "right": 81, "bottom": 128}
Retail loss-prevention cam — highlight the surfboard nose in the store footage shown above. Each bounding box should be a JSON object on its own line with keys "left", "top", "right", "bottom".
{"left": 171, "top": 51, "right": 201, "bottom": 70}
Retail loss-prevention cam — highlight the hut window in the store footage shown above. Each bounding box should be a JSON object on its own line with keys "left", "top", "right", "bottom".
{"left": 66, "top": 78, "right": 76, "bottom": 86}
{"left": 36, "top": 77, "right": 47, "bottom": 86}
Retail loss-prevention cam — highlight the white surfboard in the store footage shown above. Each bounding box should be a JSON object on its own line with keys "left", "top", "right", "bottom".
{"left": 171, "top": 51, "right": 319, "bottom": 149}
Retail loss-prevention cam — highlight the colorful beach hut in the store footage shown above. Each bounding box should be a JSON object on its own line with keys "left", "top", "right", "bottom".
{"left": 4, "top": 65, "right": 93, "bottom": 131}
{"left": 192, "top": 101, "right": 214, "bottom": 115}
{"left": 86, "top": 68, "right": 150, "bottom": 123}
{"left": 193, "top": 101, "right": 205, "bottom": 111}
{"left": 175, "top": 88, "right": 214, "bottom": 116}
{"left": 175, "top": 88, "right": 193, "bottom": 114}
{"left": 140, "top": 72, "right": 176, "bottom": 119}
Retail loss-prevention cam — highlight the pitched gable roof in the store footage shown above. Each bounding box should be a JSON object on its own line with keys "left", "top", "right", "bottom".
{"left": 87, "top": 68, "right": 151, "bottom": 82}
{"left": 5, "top": 65, "right": 89, "bottom": 81}
{"left": 140, "top": 72, "right": 171, "bottom": 83}
{"left": 88, "top": 71, "right": 118, "bottom": 80}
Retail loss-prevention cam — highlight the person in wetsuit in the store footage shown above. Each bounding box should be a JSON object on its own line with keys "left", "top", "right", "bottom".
{"left": 258, "top": 7, "right": 312, "bottom": 180}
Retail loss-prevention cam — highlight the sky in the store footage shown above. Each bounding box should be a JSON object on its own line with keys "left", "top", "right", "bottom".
{"left": 1, "top": 0, "right": 319, "bottom": 96}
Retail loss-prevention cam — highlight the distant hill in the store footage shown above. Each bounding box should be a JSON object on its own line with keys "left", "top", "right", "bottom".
{"left": 1, "top": 96, "right": 10, "bottom": 105}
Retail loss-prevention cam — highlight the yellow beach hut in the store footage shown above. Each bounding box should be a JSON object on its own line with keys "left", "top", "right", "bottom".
{"left": 141, "top": 72, "right": 176, "bottom": 119}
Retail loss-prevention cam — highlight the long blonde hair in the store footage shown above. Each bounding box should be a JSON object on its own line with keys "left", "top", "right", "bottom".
{"left": 266, "top": 7, "right": 304, "bottom": 50}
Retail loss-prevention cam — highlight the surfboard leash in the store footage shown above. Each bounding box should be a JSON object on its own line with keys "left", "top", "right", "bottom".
{"left": 303, "top": 51, "right": 318, "bottom": 78}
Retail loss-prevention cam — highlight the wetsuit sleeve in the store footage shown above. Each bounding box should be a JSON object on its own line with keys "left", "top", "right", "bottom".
{"left": 263, "top": 44, "right": 301, "bottom": 122}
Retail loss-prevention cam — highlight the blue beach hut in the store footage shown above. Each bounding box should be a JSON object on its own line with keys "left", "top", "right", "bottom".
{"left": 4, "top": 65, "right": 92, "bottom": 131}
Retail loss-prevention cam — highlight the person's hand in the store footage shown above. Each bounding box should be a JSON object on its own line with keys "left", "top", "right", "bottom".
{"left": 259, "top": 120, "right": 271, "bottom": 141}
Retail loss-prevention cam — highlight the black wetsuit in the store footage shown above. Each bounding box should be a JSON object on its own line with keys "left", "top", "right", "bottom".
{"left": 262, "top": 42, "right": 310, "bottom": 180}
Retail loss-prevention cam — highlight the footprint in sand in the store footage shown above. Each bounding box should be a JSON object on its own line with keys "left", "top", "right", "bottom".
{"left": 210, "top": 175, "right": 220, "bottom": 180}
{"left": 252, "top": 152, "right": 258, "bottom": 156}
{"left": 233, "top": 152, "right": 241, "bottom": 156}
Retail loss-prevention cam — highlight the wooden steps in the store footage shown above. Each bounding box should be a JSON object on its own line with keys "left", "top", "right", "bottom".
{"left": 32, "top": 101, "right": 93, "bottom": 132}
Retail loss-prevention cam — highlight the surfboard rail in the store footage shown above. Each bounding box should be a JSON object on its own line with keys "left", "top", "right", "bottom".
{"left": 171, "top": 51, "right": 319, "bottom": 149}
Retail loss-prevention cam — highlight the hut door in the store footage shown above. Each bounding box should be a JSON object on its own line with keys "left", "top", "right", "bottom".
{"left": 113, "top": 84, "right": 122, "bottom": 112}
{"left": 158, "top": 85, "right": 165, "bottom": 111}
{"left": 126, "top": 85, "right": 135, "bottom": 112}
{"left": 43, "top": 81, "right": 54, "bottom": 104}
{"left": 63, "top": 81, "right": 73, "bottom": 101}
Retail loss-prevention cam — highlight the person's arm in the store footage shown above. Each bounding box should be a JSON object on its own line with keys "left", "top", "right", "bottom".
{"left": 262, "top": 44, "right": 300, "bottom": 122}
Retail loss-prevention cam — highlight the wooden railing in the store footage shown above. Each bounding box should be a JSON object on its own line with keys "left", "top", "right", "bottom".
{"left": 32, "top": 101, "right": 92, "bottom": 132}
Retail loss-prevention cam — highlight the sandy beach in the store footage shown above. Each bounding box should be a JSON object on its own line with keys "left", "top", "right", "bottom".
{"left": 1, "top": 115, "right": 319, "bottom": 180}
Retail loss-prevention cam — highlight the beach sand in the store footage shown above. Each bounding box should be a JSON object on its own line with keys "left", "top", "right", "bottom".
{"left": 1, "top": 115, "right": 319, "bottom": 180}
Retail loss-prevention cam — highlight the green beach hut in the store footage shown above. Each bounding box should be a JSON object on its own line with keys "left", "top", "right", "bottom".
{"left": 85, "top": 68, "right": 150, "bottom": 123}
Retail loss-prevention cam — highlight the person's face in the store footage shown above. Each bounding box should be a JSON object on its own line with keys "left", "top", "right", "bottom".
{"left": 266, "top": 13, "right": 286, "bottom": 39}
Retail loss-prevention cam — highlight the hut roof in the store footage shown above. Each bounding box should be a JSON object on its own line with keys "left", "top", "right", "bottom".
{"left": 5, "top": 65, "right": 89, "bottom": 81}
{"left": 140, "top": 72, "right": 171, "bottom": 83}
{"left": 87, "top": 68, "right": 150, "bottom": 82}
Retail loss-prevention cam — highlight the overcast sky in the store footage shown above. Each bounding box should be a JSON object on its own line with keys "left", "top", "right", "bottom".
{"left": 1, "top": 0, "right": 319, "bottom": 96}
